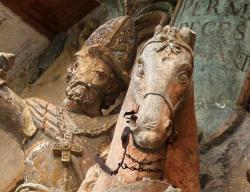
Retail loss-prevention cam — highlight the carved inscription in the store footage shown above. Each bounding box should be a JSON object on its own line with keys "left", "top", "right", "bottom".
{"left": 180, "top": 20, "right": 245, "bottom": 41}
{"left": 180, "top": 0, "right": 250, "bottom": 18}
{"left": 177, "top": 0, "right": 250, "bottom": 72}
{"left": 174, "top": 0, "right": 250, "bottom": 136}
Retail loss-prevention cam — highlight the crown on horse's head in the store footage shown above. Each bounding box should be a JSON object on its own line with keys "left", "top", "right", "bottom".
{"left": 151, "top": 25, "right": 196, "bottom": 61}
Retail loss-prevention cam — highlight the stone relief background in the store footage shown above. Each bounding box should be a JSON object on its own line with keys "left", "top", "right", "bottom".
{"left": 174, "top": 0, "right": 250, "bottom": 143}
{"left": 0, "top": 2, "right": 49, "bottom": 93}
{"left": 0, "top": 3, "right": 48, "bottom": 191}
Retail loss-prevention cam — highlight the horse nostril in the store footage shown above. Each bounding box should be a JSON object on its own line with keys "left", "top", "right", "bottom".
{"left": 131, "top": 114, "right": 138, "bottom": 121}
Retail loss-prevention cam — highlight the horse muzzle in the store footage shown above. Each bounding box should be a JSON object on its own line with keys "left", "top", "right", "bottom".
{"left": 126, "top": 110, "right": 173, "bottom": 150}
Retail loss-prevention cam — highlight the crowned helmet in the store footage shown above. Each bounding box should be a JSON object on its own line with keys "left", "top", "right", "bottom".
{"left": 86, "top": 16, "right": 136, "bottom": 86}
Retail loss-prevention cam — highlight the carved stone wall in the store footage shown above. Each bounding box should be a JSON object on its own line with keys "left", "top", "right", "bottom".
{"left": 0, "top": 2, "right": 49, "bottom": 93}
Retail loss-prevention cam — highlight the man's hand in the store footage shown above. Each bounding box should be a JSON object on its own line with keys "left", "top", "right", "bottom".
{"left": 0, "top": 52, "right": 15, "bottom": 80}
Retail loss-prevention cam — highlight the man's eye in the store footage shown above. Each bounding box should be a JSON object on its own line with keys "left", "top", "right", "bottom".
{"left": 95, "top": 71, "right": 107, "bottom": 80}
{"left": 178, "top": 71, "right": 189, "bottom": 83}
{"left": 66, "top": 72, "right": 73, "bottom": 82}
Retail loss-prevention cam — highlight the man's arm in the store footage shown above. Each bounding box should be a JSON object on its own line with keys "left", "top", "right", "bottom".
{"left": 0, "top": 53, "right": 27, "bottom": 145}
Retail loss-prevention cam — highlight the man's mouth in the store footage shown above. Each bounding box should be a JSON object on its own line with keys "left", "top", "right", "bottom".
{"left": 66, "top": 82, "right": 97, "bottom": 105}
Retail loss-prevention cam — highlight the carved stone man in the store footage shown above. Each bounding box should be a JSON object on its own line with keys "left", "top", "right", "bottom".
{"left": 0, "top": 16, "right": 136, "bottom": 192}
{"left": 0, "top": 1, "right": 175, "bottom": 191}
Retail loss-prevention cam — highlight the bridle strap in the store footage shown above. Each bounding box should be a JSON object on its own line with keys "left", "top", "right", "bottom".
{"left": 95, "top": 126, "right": 131, "bottom": 175}
{"left": 143, "top": 93, "right": 174, "bottom": 117}
{"left": 173, "top": 82, "right": 193, "bottom": 112}
{"left": 143, "top": 82, "right": 193, "bottom": 120}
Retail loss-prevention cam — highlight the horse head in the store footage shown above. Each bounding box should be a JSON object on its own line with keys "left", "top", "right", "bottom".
{"left": 128, "top": 25, "right": 196, "bottom": 149}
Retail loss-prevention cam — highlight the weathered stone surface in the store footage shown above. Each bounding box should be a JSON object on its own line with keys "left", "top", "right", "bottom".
{"left": 0, "top": 130, "right": 24, "bottom": 192}
{"left": 106, "top": 180, "right": 174, "bottom": 192}
{"left": 21, "top": 46, "right": 72, "bottom": 105}
{"left": 0, "top": 2, "right": 49, "bottom": 93}
{"left": 0, "top": 53, "right": 15, "bottom": 80}
{"left": 29, "top": 32, "right": 67, "bottom": 83}
{"left": 200, "top": 113, "right": 250, "bottom": 192}
{"left": 174, "top": 0, "right": 250, "bottom": 145}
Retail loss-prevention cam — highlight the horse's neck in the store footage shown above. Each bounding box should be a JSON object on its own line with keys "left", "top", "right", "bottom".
{"left": 106, "top": 86, "right": 200, "bottom": 190}
{"left": 93, "top": 88, "right": 165, "bottom": 191}
{"left": 165, "top": 87, "right": 200, "bottom": 192}
{"left": 102, "top": 40, "right": 154, "bottom": 174}
{"left": 93, "top": 40, "right": 200, "bottom": 191}
{"left": 93, "top": 85, "right": 199, "bottom": 191}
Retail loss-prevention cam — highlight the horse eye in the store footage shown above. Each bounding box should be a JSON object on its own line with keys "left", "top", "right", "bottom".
{"left": 96, "top": 71, "right": 107, "bottom": 80}
{"left": 178, "top": 72, "right": 189, "bottom": 84}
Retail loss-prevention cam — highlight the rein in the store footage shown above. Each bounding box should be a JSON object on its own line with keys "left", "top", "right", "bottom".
{"left": 144, "top": 81, "right": 193, "bottom": 119}
{"left": 95, "top": 126, "right": 131, "bottom": 176}
{"left": 95, "top": 125, "right": 167, "bottom": 180}
{"left": 144, "top": 93, "right": 174, "bottom": 118}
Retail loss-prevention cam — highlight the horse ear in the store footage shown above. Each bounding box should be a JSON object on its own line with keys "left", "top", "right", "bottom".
{"left": 179, "top": 27, "right": 196, "bottom": 50}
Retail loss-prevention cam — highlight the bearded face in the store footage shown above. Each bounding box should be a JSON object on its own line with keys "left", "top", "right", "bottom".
{"left": 63, "top": 47, "right": 122, "bottom": 116}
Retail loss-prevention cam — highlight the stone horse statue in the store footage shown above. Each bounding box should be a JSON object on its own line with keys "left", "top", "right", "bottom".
{"left": 85, "top": 25, "right": 200, "bottom": 192}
